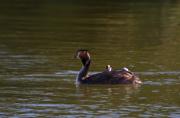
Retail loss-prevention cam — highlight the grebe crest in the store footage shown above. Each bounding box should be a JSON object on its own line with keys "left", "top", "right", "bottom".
{"left": 75, "top": 49, "right": 90, "bottom": 59}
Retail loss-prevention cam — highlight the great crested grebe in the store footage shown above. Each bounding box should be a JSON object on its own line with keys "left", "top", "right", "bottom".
{"left": 75, "top": 49, "right": 142, "bottom": 84}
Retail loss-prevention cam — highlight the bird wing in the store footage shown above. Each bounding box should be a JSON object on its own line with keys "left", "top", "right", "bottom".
{"left": 81, "top": 70, "right": 136, "bottom": 84}
{"left": 112, "top": 70, "right": 134, "bottom": 80}
{"left": 82, "top": 72, "right": 111, "bottom": 84}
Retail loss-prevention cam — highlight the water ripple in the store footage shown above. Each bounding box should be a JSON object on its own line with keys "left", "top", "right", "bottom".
{"left": 26, "top": 70, "right": 180, "bottom": 77}
{"left": 137, "top": 71, "right": 180, "bottom": 76}
{"left": 10, "top": 70, "right": 179, "bottom": 86}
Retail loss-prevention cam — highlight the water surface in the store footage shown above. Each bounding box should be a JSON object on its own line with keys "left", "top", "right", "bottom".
{"left": 0, "top": 0, "right": 180, "bottom": 117}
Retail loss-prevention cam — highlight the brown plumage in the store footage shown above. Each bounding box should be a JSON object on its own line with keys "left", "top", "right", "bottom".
{"left": 75, "top": 49, "right": 142, "bottom": 84}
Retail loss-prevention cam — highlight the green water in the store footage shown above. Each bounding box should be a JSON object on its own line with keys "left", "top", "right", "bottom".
{"left": 0, "top": 0, "right": 180, "bottom": 117}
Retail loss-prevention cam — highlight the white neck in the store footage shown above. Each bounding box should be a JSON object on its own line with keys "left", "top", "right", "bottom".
{"left": 75, "top": 59, "right": 91, "bottom": 84}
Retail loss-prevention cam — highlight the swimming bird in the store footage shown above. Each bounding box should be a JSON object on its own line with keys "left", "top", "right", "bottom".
{"left": 106, "top": 65, "right": 112, "bottom": 72}
{"left": 75, "top": 49, "right": 142, "bottom": 84}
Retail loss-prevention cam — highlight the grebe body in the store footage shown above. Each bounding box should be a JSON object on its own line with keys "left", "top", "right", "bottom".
{"left": 75, "top": 49, "right": 142, "bottom": 84}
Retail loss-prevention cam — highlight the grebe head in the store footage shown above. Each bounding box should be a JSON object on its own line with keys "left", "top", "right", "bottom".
{"left": 75, "top": 49, "right": 90, "bottom": 59}
{"left": 75, "top": 49, "right": 90, "bottom": 65}
{"left": 106, "top": 65, "right": 112, "bottom": 71}
{"left": 122, "top": 67, "right": 129, "bottom": 71}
